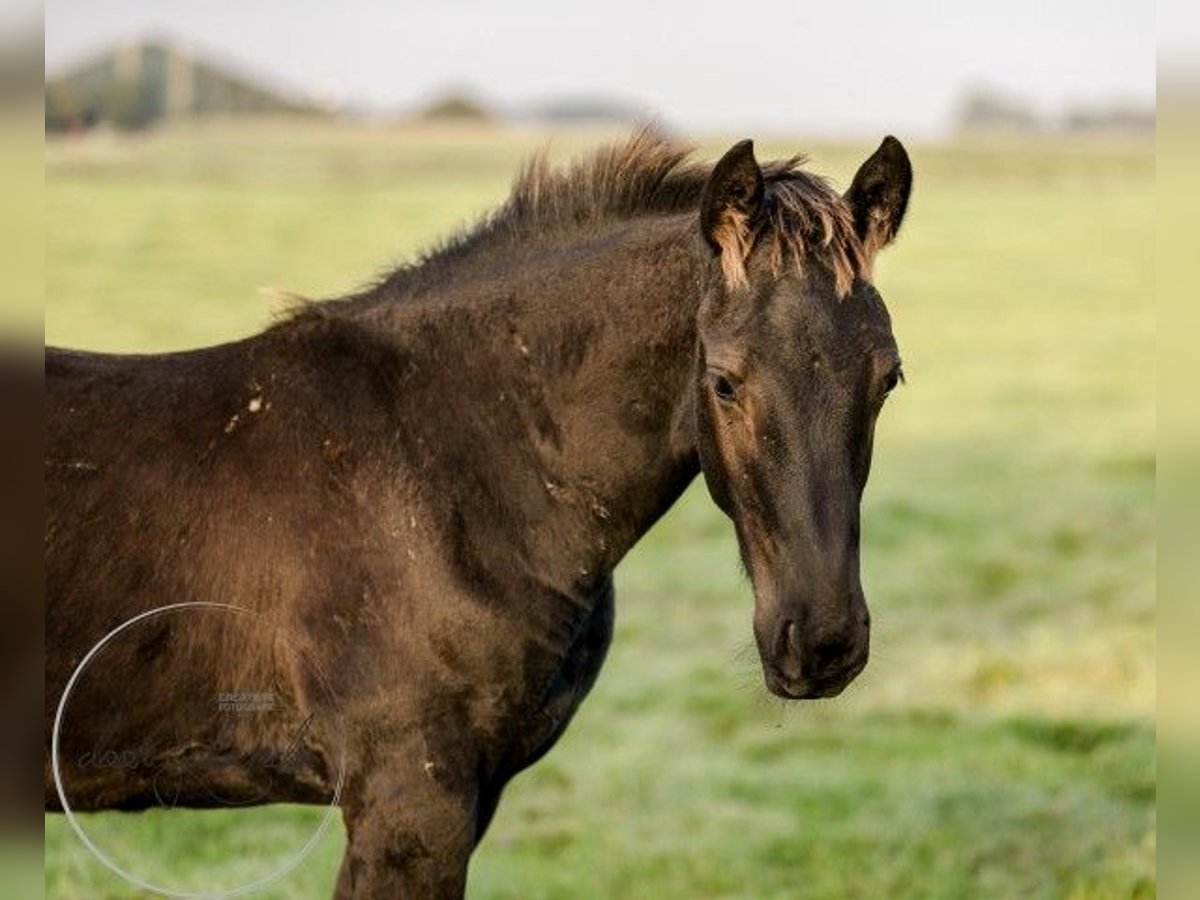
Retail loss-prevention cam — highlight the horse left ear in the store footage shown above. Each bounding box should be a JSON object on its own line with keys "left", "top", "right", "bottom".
{"left": 845, "top": 136, "right": 912, "bottom": 264}
{"left": 701, "top": 139, "right": 764, "bottom": 288}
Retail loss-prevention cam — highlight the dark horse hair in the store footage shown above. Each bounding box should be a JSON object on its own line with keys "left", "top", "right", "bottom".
{"left": 46, "top": 128, "right": 912, "bottom": 897}
{"left": 296, "top": 129, "right": 867, "bottom": 318}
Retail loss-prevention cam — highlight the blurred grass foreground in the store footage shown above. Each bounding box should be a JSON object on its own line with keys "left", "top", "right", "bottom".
{"left": 44, "top": 121, "right": 1154, "bottom": 899}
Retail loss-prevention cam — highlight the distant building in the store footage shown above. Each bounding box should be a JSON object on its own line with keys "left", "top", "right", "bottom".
{"left": 46, "top": 39, "right": 326, "bottom": 132}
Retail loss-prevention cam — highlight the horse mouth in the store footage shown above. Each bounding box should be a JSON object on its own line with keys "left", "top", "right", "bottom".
{"left": 763, "top": 654, "right": 868, "bottom": 700}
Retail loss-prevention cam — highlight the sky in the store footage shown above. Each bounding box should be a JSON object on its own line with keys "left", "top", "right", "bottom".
{"left": 45, "top": 0, "right": 1156, "bottom": 137}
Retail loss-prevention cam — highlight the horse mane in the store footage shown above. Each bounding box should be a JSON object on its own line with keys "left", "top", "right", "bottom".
{"left": 413, "top": 127, "right": 865, "bottom": 295}
{"left": 288, "top": 128, "right": 865, "bottom": 322}
{"left": 503, "top": 128, "right": 711, "bottom": 236}
{"left": 386, "top": 128, "right": 710, "bottom": 281}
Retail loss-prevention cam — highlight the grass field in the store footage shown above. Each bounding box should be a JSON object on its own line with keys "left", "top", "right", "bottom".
{"left": 44, "top": 121, "right": 1155, "bottom": 899}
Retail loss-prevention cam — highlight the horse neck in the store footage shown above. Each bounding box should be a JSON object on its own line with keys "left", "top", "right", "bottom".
{"left": 527, "top": 218, "right": 705, "bottom": 573}
{"left": 384, "top": 215, "right": 706, "bottom": 589}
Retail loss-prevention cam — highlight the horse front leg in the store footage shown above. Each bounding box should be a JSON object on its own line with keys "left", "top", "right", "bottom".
{"left": 333, "top": 755, "right": 478, "bottom": 899}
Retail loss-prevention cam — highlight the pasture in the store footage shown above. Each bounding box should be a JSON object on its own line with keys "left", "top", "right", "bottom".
{"left": 44, "top": 122, "right": 1155, "bottom": 899}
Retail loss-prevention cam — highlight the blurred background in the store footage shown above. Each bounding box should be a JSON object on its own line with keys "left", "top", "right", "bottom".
{"left": 38, "top": 1, "right": 1156, "bottom": 897}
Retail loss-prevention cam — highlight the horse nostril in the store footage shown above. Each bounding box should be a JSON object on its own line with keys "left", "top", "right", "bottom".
{"left": 809, "top": 631, "right": 856, "bottom": 674}
{"left": 771, "top": 620, "right": 805, "bottom": 681}
{"left": 784, "top": 620, "right": 802, "bottom": 654}
{"left": 819, "top": 636, "right": 850, "bottom": 657}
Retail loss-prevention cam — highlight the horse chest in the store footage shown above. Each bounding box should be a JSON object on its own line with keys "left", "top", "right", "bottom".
{"left": 501, "top": 576, "right": 615, "bottom": 775}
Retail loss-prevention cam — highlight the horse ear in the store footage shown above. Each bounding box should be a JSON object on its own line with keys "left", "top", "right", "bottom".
{"left": 701, "top": 139, "right": 764, "bottom": 288}
{"left": 845, "top": 136, "right": 912, "bottom": 265}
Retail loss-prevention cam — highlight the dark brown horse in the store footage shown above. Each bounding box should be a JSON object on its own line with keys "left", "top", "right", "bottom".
{"left": 45, "top": 131, "right": 912, "bottom": 897}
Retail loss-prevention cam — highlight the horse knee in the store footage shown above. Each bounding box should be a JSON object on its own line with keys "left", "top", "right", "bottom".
{"left": 336, "top": 772, "right": 477, "bottom": 899}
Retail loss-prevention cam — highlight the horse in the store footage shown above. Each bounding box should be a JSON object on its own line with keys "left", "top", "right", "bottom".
{"left": 45, "top": 130, "right": 912, "bottom": 897}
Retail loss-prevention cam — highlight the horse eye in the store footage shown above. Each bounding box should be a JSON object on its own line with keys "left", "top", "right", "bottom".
{"left": 882, "top": 366, "right": 904, "bottom": 395}
{"left": 710, "top": 372, "right": 738, "bottom": 403}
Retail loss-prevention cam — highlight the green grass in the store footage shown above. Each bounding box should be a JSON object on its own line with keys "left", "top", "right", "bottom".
{"left": 44, "top": 121, "right": 1155, "bottom": 898}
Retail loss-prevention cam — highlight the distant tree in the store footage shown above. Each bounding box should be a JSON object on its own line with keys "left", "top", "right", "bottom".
{"left": 1063, "top": 103, "right": 1155, "bottom": 134}
{"left": 416, "top": 92, "right": 493, "bottom": 123}
{"left": 45, "top": 84, "right": 82, "bottom": 133}
{"left": 956, "top": 87, "right": 1041, "bottom": 133}
{"left": 46, "top": 39, "right": 325, "bottom": 134}
{"left": 106, "top": 77, "right": 158, "bottom": 131}
{"left": 530, "top": 96, "right": 646, "bottom": 126}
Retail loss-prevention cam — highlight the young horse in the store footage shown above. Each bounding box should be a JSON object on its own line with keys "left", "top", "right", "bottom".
{"left": 45, "top": 131, "right": 912, "bottom": 897}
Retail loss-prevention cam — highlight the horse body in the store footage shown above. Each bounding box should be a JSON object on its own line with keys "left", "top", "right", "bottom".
{"left": 45, "top": 132, "right": 912, "bottom": 897}
{"left": 46, "top": 212, "right": 706, "bottom": 894}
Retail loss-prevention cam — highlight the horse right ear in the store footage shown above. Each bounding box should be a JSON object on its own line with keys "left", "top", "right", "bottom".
{"left": 845, "top": 136, "right": 912, "bottom": 268}
{"left": 700, "top": 139, "right": 764, "bottom": 288}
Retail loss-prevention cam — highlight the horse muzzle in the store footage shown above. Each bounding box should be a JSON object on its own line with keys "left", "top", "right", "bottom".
{"left": 759, "top": 615, "right": 870, "bottom": 700}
